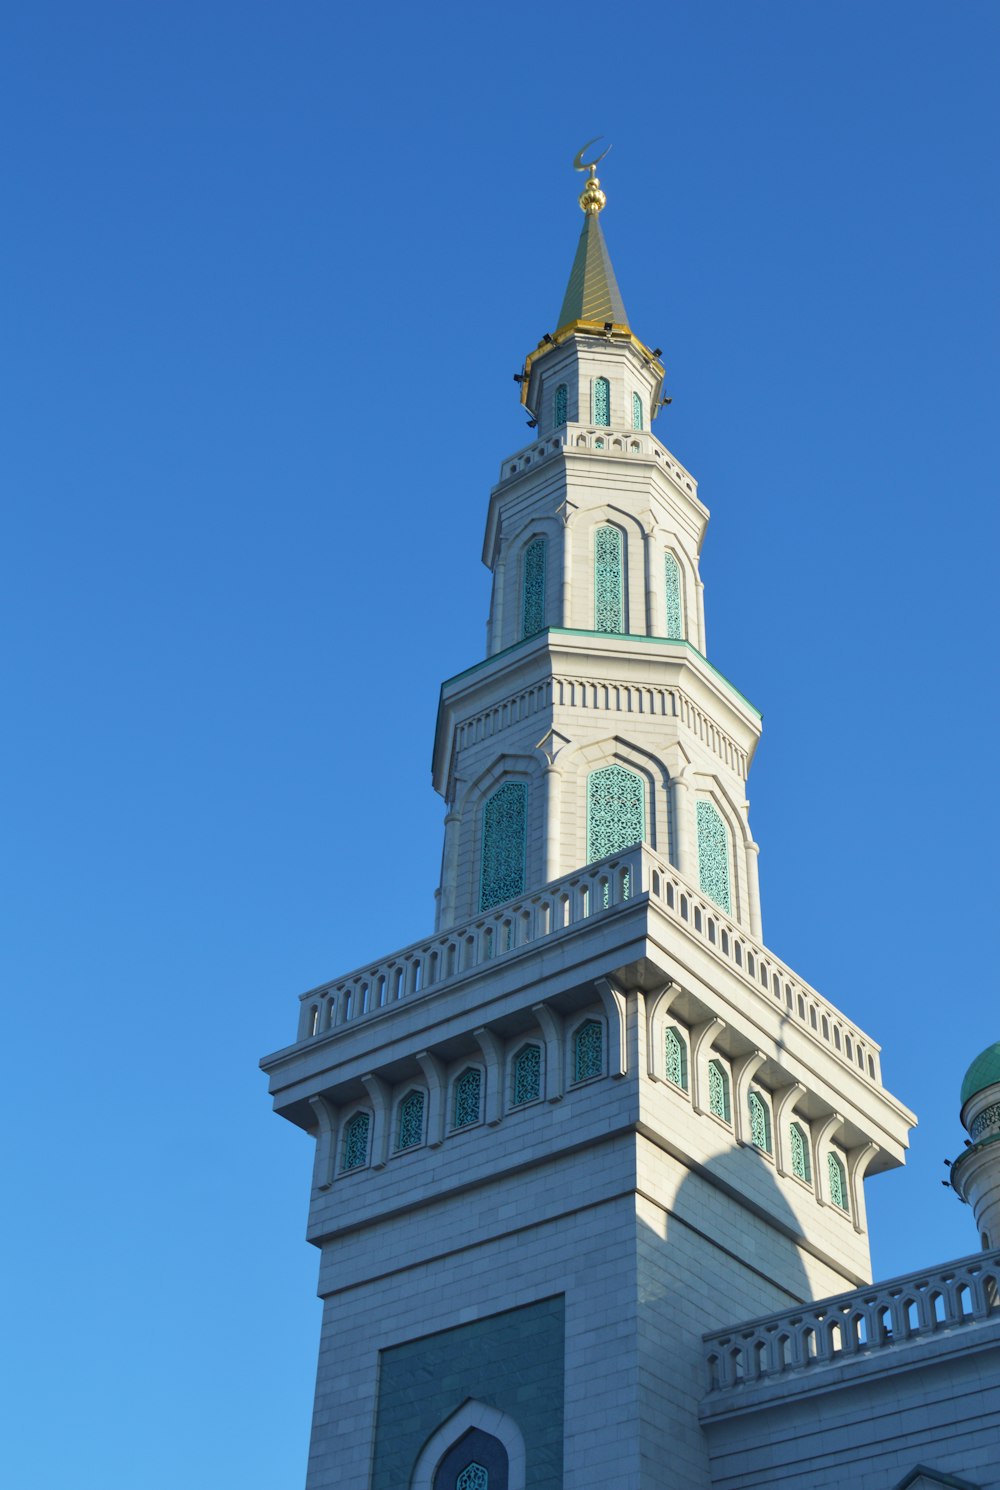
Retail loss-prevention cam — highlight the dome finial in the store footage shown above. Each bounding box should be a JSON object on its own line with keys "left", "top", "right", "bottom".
{"left": 574, "top": 137, "right": 612, "bottom": 215}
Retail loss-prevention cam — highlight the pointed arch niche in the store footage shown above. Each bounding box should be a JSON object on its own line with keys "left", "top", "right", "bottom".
{"left": 560, "top": 736, "right": 674, "bottom": 873}
{"left": 479, "top": 782, "right": 528, "bottom": 912}
{"left": 411, "top": 1400, "right": 526, "bottom": 1490}
{"left": 586, "top": 762, "right": 644, "bottom": 863}
{"left": 593, "top": 524, "right": 625, "bottom": 633}
{"left": 696, "top": 797, "right": 732, "bottom": 915}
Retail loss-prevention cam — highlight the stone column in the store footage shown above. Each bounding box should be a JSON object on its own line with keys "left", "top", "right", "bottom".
{"left": 542, "top": 763, "right": 561, "bottom": 883}
{"left": 437, "top": 803, "right": 462, "bottom": 931}
{"left": 490, "top": 556, "right": 506, "bottom": 655}
{"left": 560, "top": 521, "right": 574, "bottom": 627}
{"left": 746, "top": 838, "right": 763, "bottom": 941}
{"left": 644, "top": 529, "right": 664, "bottom": 637}
{"left": 671, "top": 772, "right": 693, "bottom": 878}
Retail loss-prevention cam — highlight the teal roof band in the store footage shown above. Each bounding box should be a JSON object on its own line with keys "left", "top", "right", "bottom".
{"left": 439, "top": 629, "right": 761, "bottom": 718}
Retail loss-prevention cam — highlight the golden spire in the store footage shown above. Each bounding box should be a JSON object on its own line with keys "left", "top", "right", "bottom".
{"left": 573, "top": 137, "right": 611, "bottom": 215}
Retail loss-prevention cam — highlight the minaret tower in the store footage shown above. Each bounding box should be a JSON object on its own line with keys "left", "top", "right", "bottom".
{"left": 262, "top": 153, "right": 916, "bottom": 1490}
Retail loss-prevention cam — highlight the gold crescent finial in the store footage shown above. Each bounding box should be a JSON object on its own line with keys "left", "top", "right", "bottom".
{"left": 573, "top": 137, "right": 611, "bottom": 214}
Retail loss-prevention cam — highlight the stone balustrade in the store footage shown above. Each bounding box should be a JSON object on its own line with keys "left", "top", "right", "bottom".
{"left": 500, "top": 425, "right": 697, "bottom": 495}
{"left": 294, "top": 848, "right": 881, "bottom": 1091}
{"left": 644, "top": 856, "right": 881, "bottom": 1085}
{"left": 703, "top": 1247, "right": 1000, "bottom": 1394}
{"left": 297, "top": 848, "right": 642, "bottom": 1041}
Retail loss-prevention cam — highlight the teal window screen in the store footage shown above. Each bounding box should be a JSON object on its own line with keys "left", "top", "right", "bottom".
{"left": 573, "top": 1020, "right": 603, "bottom": 1081}
{"left": 632, "top": 391, "right": 643, "bottom": 430}
{"left": 748, "top": 1090, "right": 772, "bottom": 1153}
{"left": 696, "top": 799, "right": 732, "bottom": 914}
{"left": 522, "top": 538, "right": 547, "bottom": 638}
{"left": 587, "top": 763, "right": 644, "bottom": 862}
{"left": 511, "top": 1044, "right": 542, "bottom": 1105}
{"left": 593, "top": 376, "right": 610, "bottom": 425}
{"left": 594, "top": 524, "right": 624, "bottom": 632}
{"left": 828, "top": 1151, "right": 849, "bottom": 1211}
{"left": 708, "top": 1059, "right": 731, "bottom": 1123}
{"left": 664, "top": 552, "right": 683, "bottom": 638}
{"left": 457, "top": 1467, "right": 488, "bottom": 1490}
{"left": 554, "top": 383, "right": 568, "bottom": 427}
{"left": 340, "top": 1110, "right": 371, "bottom": 1172}
{"left": 790, "top": 1122, "right": 811, "bottom": 1182}
{"left": 664, "top": 1026, "right": 688, "bottom": 1089}
{"left": 479, "top": 781, "right": 527, "bottom": 912}
{"left": 453, "top": 1067, "right": 483, "bottom": 1129}
{"left": 396, "top": 1090, "right": 425, "bottom": 1151}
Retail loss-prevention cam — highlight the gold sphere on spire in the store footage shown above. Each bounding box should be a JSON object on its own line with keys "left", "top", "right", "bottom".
{"left": 573, "top": 137, "right": 611, "bottom": 214}
{"left": 579, "top": 174, "right": 606, "bottom": 215}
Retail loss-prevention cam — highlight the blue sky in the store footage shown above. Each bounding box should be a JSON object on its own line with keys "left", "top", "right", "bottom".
{"left": 3, "top": 4, "right": 998, "bottom": 1485}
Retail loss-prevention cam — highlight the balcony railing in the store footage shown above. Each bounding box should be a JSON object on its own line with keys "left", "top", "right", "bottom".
{"left": 703, "top": 1248, "right": 1000, "bottom": 1395}
{"left": 297, "top": 847, "right": 643, "bottom": 1041}
{"left": 292, "top": 848, "right": 882, "bottom": 1089}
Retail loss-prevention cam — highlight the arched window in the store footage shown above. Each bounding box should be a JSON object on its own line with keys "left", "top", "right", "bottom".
{"left": 827, "top": 1151, "right": 849, "bottom": 1212}
{"left": 593, "top": 524, "right": 624, "bottom": 632}
{"left": 396, "top": 1089, "right": 425, "bottom": 1151}
{"left": 587, "top": 763, "right": 644, "bottom": 862}
{"left": 664, "top": 1026, "right": 688, "bottom": 1090}
{"left": 554, "top": 382, "right": 568, "bottom": 427}
{"left": 592, "top": 376, "right": 610, "bottom": 426}
{"left": 632, "top": 391, "right": 643, "bottom": 430}
{"left": 708, "top": 1058, "right": 731, "bottom": 1123}
{"left": 452, "top": 1067, "right": 483, "bottom": 1129}
{"left": 573, "top": 1019, "right": 603, "bottom": 1082}
{"left": 664, "top": 552, "right": 683, "bottom": 638}
{"left": 748, "top": 1090, "right": 772, "bottom": 1153}
{"left": 789, "top": 1122, "right": 811, "bottom": 1182}
{"left": 431, "top": 1428, "right": 509, "bottom": 1490}
{"left": 511, "top": 1043, "right": 542, "bottom": 1106}
{"left": 696, "top": 799, "right": 732, "bottom": 914}
{"left": 479, "top": 781, "right": 527, "bottom": 912}
{"left": 521, "top": 537, "right": 547, "bottom": 638}
{"left": 340, "top": 1110, "right": 371, "bottom": 1172}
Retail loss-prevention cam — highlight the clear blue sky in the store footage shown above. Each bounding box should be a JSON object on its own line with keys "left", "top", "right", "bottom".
{"left": 3, "top": 4, "right": 998, "bottom": 1486}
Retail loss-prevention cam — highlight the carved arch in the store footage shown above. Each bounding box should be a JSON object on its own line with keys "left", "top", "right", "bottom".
{"left": 559, "top": 733, "right": 671, "bottom": 867}
{"left": 411, "top": 1399, "right": 526, "bottom": 1490}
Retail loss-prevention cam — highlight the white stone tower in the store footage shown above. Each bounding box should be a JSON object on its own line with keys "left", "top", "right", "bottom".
{"left": 951, "top": 1041, "right": 1000, "bottom": 1250}
{"left": 261, "top": 156, "right": 916, "bottom": 1490}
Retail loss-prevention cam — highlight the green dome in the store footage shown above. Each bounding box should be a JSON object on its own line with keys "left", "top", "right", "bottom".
{"left": 960, "top": 1042, "right": 1000, "bottom": 1107}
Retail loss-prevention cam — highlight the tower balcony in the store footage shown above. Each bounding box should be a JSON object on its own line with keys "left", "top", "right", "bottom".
{"left": 261, "top": 846, "right": 912, "bottom": 1176}
{"left": 700, "top": 1244, "right": 1000, "bottom": 1401}
{"left": 282, "top": 845, "right": 879, "bottom": 1083}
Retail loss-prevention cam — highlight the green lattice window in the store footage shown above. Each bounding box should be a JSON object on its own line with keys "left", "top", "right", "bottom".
{"left": 554, "top": 383, "right": 568, "bottom": 427}
{"left": 708, "top": 1059, "right": 731, "bottom": 1123}
{"left": 511, "top": 1043, "right": 542, "bottom": 1105}
{"left": 748, "top": 1090, "right": 772, "bottom": 1153}
{"left": 573, "top": 1019, "right": 603, "bottom": 1082}
{"left": 453, "top": 1067, "right": 482, "bottom": 1129}
{"left": 587, "top": 763, "right": 644, "bottom": 862}
{"left": 789, "top": 1122, "right": 811, "bottom": 1182}
{"left": 696, "top": 799, "right": 731, "bottom": 914}
{"left": 396, "top": 1089, "right": 425, "bottom": 1151}
{"left": 522, "top": 537, "right": 547, "bottom": 638}
{"left": 479, "top": 781, "right": 527, "bottom": 912}
{"left": 632, "top": 391, "right": 643, "bottom": 430}
{"left": 664, "top": 553, "right": 683, "bottom": 638}
{"left": 593, "top": 376, "right": 610, "bottom": 426}
{"left": 340, "top": 1110, "right": 371, "bottom": 1172}
{"left": 594, "top": 524, "right": 624, "bottom": 632}
{"left": 664, "top": 1026, "right": 688, "bottom": 1089}
{"left": 457, "top": 1466, "right": 488, "bottom": 1490}
{"left": 828, "top": 1151, "right": 849, "bottom": 1211}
